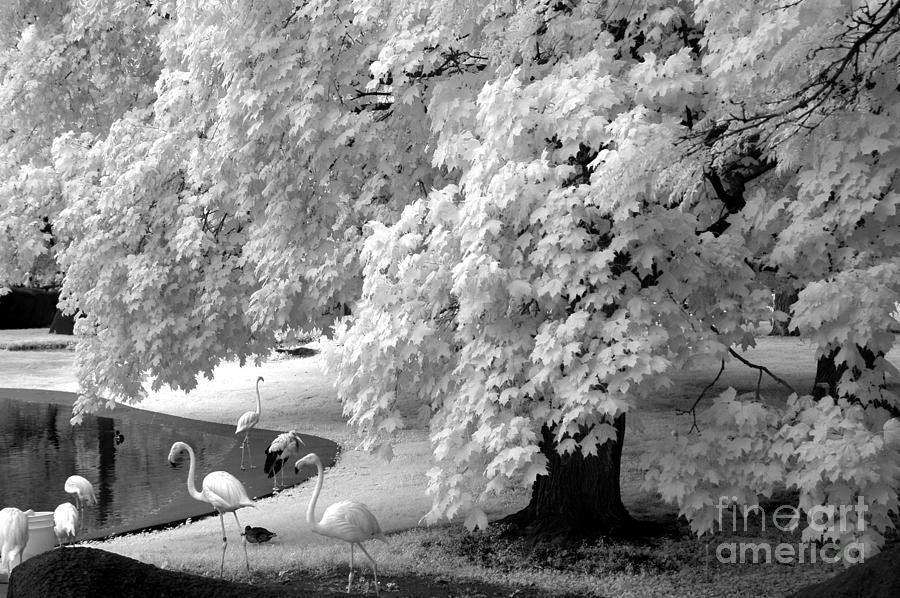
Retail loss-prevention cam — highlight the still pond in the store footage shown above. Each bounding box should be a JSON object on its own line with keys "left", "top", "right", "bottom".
{"left": 0, "top": 390, "right": 334, "bottom": 539}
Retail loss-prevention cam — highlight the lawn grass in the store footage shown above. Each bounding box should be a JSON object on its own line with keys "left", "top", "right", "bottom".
{"left": 4, "top": 332, "right": 898, "bottom": 596}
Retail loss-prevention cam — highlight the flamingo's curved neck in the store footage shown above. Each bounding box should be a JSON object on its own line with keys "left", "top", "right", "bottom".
{"left": 306, "top": 456, "right": 324, "bottom": 531}
{"left": 183, "top": 444, "right": 204, "bottom": 502}
{"left": 254, "top": 379, "right": 262, "bottom": 416}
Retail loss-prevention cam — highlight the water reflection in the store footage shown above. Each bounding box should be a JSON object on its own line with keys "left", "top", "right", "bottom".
{"left": 0, "top": 396, "right": 240, "bottom": 537}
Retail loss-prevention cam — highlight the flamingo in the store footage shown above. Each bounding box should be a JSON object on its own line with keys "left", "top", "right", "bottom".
{"left": 243, "top": 526, "right": 276, "bottom": 544}
{"left": 168, "top": 441, "right": 255, "bottom": 577}
{"left": 263, "top": 430, "right": 305, "bottom": 491}
{"left": 53, "top": 502, "right": 80, "bottom": 546}
{"left": 0, "top": 507, "right": 32, "bottom": 575}
{"left": 64, "top": 475, "right": 96, "bottom": 532}
{"left": 294, "top": 453, "right": 387, "bottom": 596}
{"left": 235, "top": 376, "right": 264, "bottom": 470}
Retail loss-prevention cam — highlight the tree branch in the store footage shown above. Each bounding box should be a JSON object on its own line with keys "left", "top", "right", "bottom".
{"left": 726, "top": 347, "right": 797, "bottom": 395}
{"left": 692, "top": 0, "right": 900, "bottom": 147}
{"left": 676, "top": 359, "right": 725, "bottom": 433}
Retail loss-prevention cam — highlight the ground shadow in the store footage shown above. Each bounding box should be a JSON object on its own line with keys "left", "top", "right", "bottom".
{"left": 9, "top": 547, "right": 580, "bottom": 598}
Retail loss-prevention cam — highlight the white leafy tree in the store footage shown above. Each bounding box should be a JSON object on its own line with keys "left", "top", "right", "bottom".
{"left": 1, "top": 0, "right": 898, "bottom": 553}
{"left": 0, "top": 0, "right": 162, "bottom": 289}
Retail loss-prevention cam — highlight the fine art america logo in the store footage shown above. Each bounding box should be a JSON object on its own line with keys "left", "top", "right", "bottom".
{"left": 714, "top": 496, "right": 867, "bottom": 565}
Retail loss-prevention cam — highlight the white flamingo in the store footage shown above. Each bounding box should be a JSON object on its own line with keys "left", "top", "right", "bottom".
{"left": 235, "top": 376, "right": 264, "bottom": 470}
{"left": 53, "top": 502, "right": 80, "bottom": 546}
{"left": 168, "top": 441, "right": 255, "bottom": 577}
{"left": 263, "top": 430, "right": 305, "bottom": 491}
{"left": 0, "top": 507, "right": 32, "bottom": 575}
{"left": 64, "top": 475, "right": 96, "bottom": 532}
{"left": 294, "top": 453, "right": 387, "bottom": 596}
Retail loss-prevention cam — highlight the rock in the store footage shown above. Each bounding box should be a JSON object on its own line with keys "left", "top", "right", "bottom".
{"left": 787, "top": 544, "right": 900, "bottom": 598}
{"left": 7, "top": 546, "right": 324, "bottom": 598}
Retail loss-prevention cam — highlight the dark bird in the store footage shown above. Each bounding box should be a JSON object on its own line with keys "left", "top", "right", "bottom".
{"left": 243, "top": 525, "right": 277, "bottom": 544}
{"left": 114, "top": 430, "right": 125, "bottom": 445}
{"left": 263, "top": 430, "right": 304, "bottom": 491}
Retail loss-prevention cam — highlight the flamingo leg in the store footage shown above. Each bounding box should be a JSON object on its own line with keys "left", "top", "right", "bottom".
{"left": 240, "top": 432, "right": 256, "bottom": 470}
{"left": 75, "top": 497, "right": 85, "bottom": 533}
{"left": 218, "top": 512, "right": 227, "bottom": 578}
{"left": 357, "top": 543, "right": 380, "bottom": 597}
{"left": 240, "top": 433, "right": 248, "bottom": 470}
{"left": 233, "top": 511, "right": 250, "bottom": 575}
{"left": 347, "top": 543, "right": 355, "bottom": 593}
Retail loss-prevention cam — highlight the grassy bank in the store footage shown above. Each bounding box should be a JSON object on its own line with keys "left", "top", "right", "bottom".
{"left": 5, "top": 330, "right": 896, "bottom": 595}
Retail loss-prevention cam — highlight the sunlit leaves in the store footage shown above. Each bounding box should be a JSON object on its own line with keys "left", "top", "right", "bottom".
{"left": 329, "top": 0, "right": 900, "bottom": 541}
{"left": 0, "top": 1, "right": 161, "bottom": 289}
{"left": 776, "top": 395, "right": 900, "bottom": 555}
{"left": 643, "top": 389, "right": 786, "bottom": 537}
{"left": 2, "top": 0, "right": 899, "bottom": 548}
{"left": 644, "top": 390, "right": 900, "bottom": 556}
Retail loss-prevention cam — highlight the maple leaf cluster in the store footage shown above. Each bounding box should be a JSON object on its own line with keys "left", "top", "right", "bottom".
{"left": 0, "top": 0, "right": 897, "bottom": 551}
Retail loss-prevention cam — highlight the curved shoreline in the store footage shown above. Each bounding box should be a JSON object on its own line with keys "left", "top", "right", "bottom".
{"left": 0, "top": 387, "right": 339, "bottom": 542}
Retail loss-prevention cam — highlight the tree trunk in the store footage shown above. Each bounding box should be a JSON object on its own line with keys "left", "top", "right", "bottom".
{"left": 501, "top": 414, "right": 652, "bottom": 541}
{"left": 812, "top": 347, "right": 844, "bottom": 399}
{"left": 812, "top": 346, "right": 896, "bottom": 414}
{"left": 770, "top": 287, "right": 799, "bottom": 336}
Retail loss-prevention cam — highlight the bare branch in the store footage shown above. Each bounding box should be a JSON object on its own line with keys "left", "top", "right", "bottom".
{"left": 676, "top": 359, "right": 726, "bottom": 434}
{"left": 727, "top": 347, "right": 797, "bottom": 395}
{"left": 689, "top": 0, "right": 900, "bottom": 149}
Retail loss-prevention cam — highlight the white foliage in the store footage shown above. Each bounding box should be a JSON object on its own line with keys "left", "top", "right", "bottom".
{"left": 1, "top": 0, "right": 899, "bottom": 550}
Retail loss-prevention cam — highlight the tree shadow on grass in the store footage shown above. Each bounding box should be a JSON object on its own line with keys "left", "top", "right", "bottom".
{"left": 274, "top": 346, "right": 319, "bottom": 358}
{"left": 268, "top": 568, "right": 581, "bottom": 597}
{"left": 9, "top": 547, "right": 578, "bottom": 598}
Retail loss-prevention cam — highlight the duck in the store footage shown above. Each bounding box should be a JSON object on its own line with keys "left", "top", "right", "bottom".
{"left": 243, "top": 525, "right": 277, "bottom": 544}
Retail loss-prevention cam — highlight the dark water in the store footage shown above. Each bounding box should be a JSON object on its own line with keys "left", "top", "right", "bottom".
{"left": 0, "top": 391, "right": 337, "bottom": 540}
